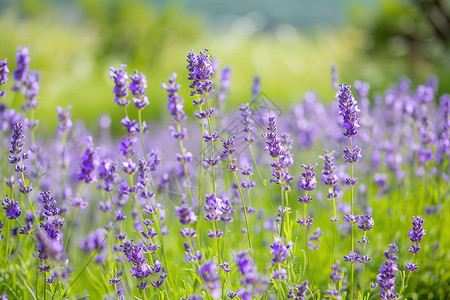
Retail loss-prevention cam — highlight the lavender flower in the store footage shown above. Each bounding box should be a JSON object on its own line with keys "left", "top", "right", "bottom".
{"left": 121, "top": 240, "right": 152, "bottom": 280}
{"left": 376, "top": 243, "right": 399, "bottom": 299}
{"left": 357, "top": 213, "right": 374, "bottom": 231}
{"left": 336, "top": 83, "right": 359, "bottom": 137}
{"left": 56, "top": 105, "right": 73, "bottom": 134}
{"left": 239, "top": 103, "right": 257, "bottom": 143}
{"left": 37, "top": 191, "right": 65, "bottom": 266}
{"left": 251, "top": 76, "right": 261, "bottom": 100}
{"left": 175, "top": 198, "right": 197, "bottom": 225}
{"left": 2, "top": 196, "right": 21, "bottom": 219}
{"left": 408, "top": 216, "right": 425, "bottom": 243}
{"left": 200, "top": 260, "right": 221, "bottom": 297}
{"left": 77, "top": 137, "right": 99, "bottom": 183}
{"left": 308, "top": 227, "right": 323, "bottom": 250}
{"left": 163, "top": 72, "right": 187, "bottom": 125}
{"left": 129, "top": 69, "right": 149, "bottom": 109}
{"left": 12, "top": 46, "right": 30, "bottom": 92}
{"left": 8, "top": 122, "right": 26, "bottom": 166}
{"left": 217, "top": 66, "right": 232, "bottom": 103}
{"left": 299, "top": 163, "right": 318, "bottom": 191}
{"left": 109, "top": 65, "right": 130, "bottom": 107}
{"left": 0, "top": 59, "right": 9, "bottom": 97}
{"left": 270, "top": 237, "right": 293, "bottom": 263}
{"left": 234, "top": 251, "right": 268, "bottom": 300}
{"left": 186, "top": 48, "right": 214, "bottom": 97}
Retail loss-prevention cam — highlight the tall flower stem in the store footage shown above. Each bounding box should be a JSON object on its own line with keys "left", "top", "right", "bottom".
{"left": 229, "top": 155, "right": 253, "bottom": 255}
{"left": 204, "top": 96, "right": 216, "bottom": 194}
{"left": 138, "top": 109, "right": 155, "bottom": 191}
{"left": 361, "top": 231, "right": 367, "bottom": 297}
{"left": 303, "top": 193, "right": 315, "bottom": 298}
{"left": 350, "top": 136, "right": 355, "bottom": 300}
{"left": 248, "top": 144, "right": 275, "bottom": 216}
{"left": 60, "top": 134, "right": 68, "bottom": 201}
{"left": 21, "top": 172, "right": 36, "bottom": 220}
{"left": 279, "top": 182, "right": 285, "bottom": 238}
{"left": 331, "top": 186, "right": 338, "bottom": 267}
{"left": 176, "top": 123, "right": 193, "bottom": 206}
{"left": 63, "top": 181, "right": 85, "bottom": 248}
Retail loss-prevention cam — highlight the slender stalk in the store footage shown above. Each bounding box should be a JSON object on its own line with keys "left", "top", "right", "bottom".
{"left": 279, "top": 184, "right": 285, "bottom": 238}
{"left": 176, "top": 124, "right": 193, "bottom": 206}
{"left": 350, "top": 136, "right": 355, "bottom": 300}
{"left": 303, "top": 194, "right": 315, "bottom": 299}
{"left": 230, "top": 155, "right": 253, "bottom": 255}
{"left": 60, "top": 134, "right": 68, "bottom": 201}
{"left": 204, "top": 95, "right": 216, "bottom": 194}
{"left": 331, "top": 185, "right": 338, "bottom": 266}
{"left": 21, "top": 172, "right": 36, "bottom": 220}
{"left": 361, "top": 231, "right": 367, "bottom": 297}
{"left": 63, "top": 181, "right": 85, "bottom": 248}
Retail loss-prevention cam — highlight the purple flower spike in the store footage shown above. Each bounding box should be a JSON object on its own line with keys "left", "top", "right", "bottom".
{"left": 129, "top": 69, "right": 149, "bottom": 109}
{"left": 0, "top": 59, "right": 9, "bottom": 97}
{"left": 239, "top": 103, "right": 257, "bottom": 143}
{"left": 163, "top": 72, "right": 187, "bottom": 126}
{"left": 270, "top": 237, "right": 293, "bottom": 263}
{"left": 56, "top": 105, "right": 73, "bottom": 134}
{"left": 186, "top": 48, "right": 214, "bottom": 97}
{"left": 12, "top": 46, "right": 30, "bottom": 92}
{"left": 408, "top": 216, "right": 425, "bottom": 243}
{"left": 320, "top": 150, "right": 338, "bottom": 186}
{"left": 357, "top": 213, "right": 374, "bottom": 231}
{"left": 200, "top": 260, "right": 221, "bottom": 296}
{"left": 222, "top": 136, "right": 237, "bottom": 155}
{"left": 299, "top": 163, "right": 318, "bottom": 191}
{"left": 77, "top": 137, "right": 99, "bottom": 184}
{"left": 109, "top": 65, "right": 130, "bottom": 107}
{"left": 336, "top": 83, "right": 360, "bottom": 137}
{"left": 2, "top": 196, "right": 21, "bottom": 219}
{"left": 377, "top": 243, "right": 399, "bottom": 299}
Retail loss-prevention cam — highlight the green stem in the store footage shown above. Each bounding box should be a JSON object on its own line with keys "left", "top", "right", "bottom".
{"left": 21, "top": 172, "right": 36, "bottom": 220}
{"left": 361, "top": 231, "right": 367, "bottom": 298}
{"left": 60, "top": 134, "right": 68, "bottom": 201}
{"left": 303, "top": 197, "right": 315, "bottom": 299}
{"left": 204, "top": 95, "right": 216, "bottom": 194}
{"left": 350, "top": 137, "right": 355, "bottom": 300}
{"left": 177, "top": 124, "right": 193, "bottom": 207}
{"left": 230, "top": 155, "right": 253, "bottom": 255}
{"left": 63, "top": 181, "right": 85, "bottom": 248}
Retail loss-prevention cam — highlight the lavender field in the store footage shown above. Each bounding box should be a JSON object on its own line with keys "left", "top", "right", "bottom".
{"left": 0, "top": 44, "right": 448, "bottom": 300}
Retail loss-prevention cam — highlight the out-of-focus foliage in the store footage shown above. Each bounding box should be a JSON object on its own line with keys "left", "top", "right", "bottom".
{"left": 0, "top": 0, "right": 448, "bottom": 133}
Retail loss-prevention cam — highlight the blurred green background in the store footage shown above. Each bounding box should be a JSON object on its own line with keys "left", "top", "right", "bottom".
{"left": 0, "top": 0, "right": 449, "bottom": 133}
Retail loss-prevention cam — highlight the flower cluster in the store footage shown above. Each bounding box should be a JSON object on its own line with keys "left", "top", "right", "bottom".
{"left": 77, "top": 136, "right": 99, "bottom": 184}
{"left": 0, "top": 59, "right": 9, "bottom": 97}
{"left": 37, "top": 191, "right": 65, "bottom": 283}
{"left": 129, "top": 70, "right": 149, "bottom": 110}
{"left": 376, "top": 243, "right": 399, "bottom": 299}
{"left": 239, "top": 103, "right": 257, "bottom": 144}
{"left": 186, "top": 48, "right": 214, "bottom": 98}
{"left": 234, "top": 251, "right": 268, "bottom": 300}
{"left": 325, "top": 264, "right": 343, "bottom": 298}
{"left": 109, "top": 65, "right": 130, "bottom": 107}
{"left": 263, "top": 117, "right": 293, "bottom": 189}
{"left": 336, "top": 83, "right": 359, "bottom": 137}
{"left": 200, "top": 260, "right": 221, "bottom": 297}
{"left": 405, "top": 216, "right": 425, "bottom": 272}
{"left": 56, "top": 105, "right": 73, "bottom": 134}
{"left": 2, "top": 196, "right": 21, "bottom": 219}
